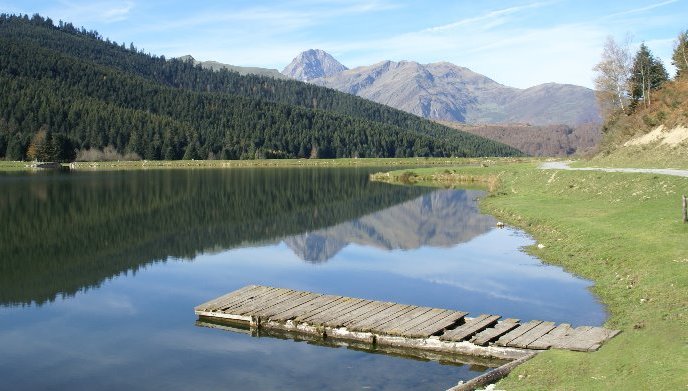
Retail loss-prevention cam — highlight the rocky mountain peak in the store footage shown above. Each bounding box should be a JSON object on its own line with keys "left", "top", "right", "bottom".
{"left": 281, "top": 49, "right": 348, "bottom": 81}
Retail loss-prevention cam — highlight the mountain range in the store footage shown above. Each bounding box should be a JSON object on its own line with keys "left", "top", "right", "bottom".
{"left": 0, "top": 15, "right": 520, "bottom": 161}
{"left": 281, "top": 49, "right": 601, "bottom": 127}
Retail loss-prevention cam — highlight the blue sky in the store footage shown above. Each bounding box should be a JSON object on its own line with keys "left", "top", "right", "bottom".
{"left": 2, "top": 0, "right": 686, "bottom": 88}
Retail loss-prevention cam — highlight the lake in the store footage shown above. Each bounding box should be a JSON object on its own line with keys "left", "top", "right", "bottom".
{"left": 0, "top": 167, "right": 606, "bottom": 390}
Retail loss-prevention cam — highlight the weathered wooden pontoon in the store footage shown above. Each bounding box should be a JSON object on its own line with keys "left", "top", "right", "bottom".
{"left": 195, "top": 285, "right": 619, "bottom": 389}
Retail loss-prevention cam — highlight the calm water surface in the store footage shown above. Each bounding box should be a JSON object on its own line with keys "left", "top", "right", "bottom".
{"left": 0, "top": 168, "right": 606, "bottom": 390}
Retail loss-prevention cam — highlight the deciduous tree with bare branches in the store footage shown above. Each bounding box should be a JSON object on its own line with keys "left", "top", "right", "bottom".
{"left": 673, "top": 30, "right": 688, "bottom": 78}
{"left": 593, "top": 35, "right": 632, "bottom": 117}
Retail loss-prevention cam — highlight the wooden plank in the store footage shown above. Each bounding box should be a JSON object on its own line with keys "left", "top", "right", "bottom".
{"left": 347, "top": 304, "right": 415, "bottom": 332}
{"left": 253, "top": 291, "right": 313, "bottom": 316}
{"left": 301, "top": 297, "right": 363, "bottom": 324}
{"left": 376, "top": 306, "right": 436, "bottom": 335}
{"left": 302, "top": 298, "right": 368, "bottom": 324}
{"left": 324, "top": 301, "right": 389, "bottom": 327}
{"left": 549, "top": 326, "right": 591, "bottom": 351}
{"left": 219, "top": 286, "right": 282, "bottom": 312}
{"left": 365, "top": 305, "right": 423, "bottom": 332}
{"left": 262, "top": 293, "right": 322, "bottom": 320}
{"left": 238, "top": 290, "right": 306, "bottom": 316}
{"left": 224, "top": 288, "right": 297, "bottom": 314}
{"left": 496, "top": 320, "right": 542, "bottom": 346}
{"left": 194, "top": 285, "right": 259, "bottom": 311}
{"left": 402, "top": 310, "right": 465, "bottom": 338}
{"left": 267, "top": 293, "right": 332, "bottom": 321}
{"left": 294, "top": 296, "right": 348, "bottom": 322}
{"left": 507, "top": 321, "right": 556, "bottom": 348}
{"left": 441, "top": 315, "right": 500, "bottom": 342}
{"left": 342, "top": 301, "right": 397, "bottom": 327}
{"left": 471, "top": 319, "right": 520, "bottom": 346}
{"left": 388, "top": 308, "right": 447, "bottom": 335}
{"left": 289, "top": 295, "right": 343, "bottom": 321}
{"left": 551, "top": 326, "right": 620, "bottom": 351}
{"left": 406, "top": 310, "right": 468, "bottom": 338}
{"left": 527, "top": 323, "right": 573, "bottom": 350}
{"left": 207, "top": 285, "right": 269, "bottom": 311}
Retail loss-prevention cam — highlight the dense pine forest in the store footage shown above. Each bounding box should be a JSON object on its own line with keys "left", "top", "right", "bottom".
{"left": 0, "top": 14, "right": 521, "bottom": 161}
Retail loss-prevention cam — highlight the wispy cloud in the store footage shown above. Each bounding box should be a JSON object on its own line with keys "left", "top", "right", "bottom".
{"left": 101, "top": 1, "right": 134, "bottom": 21}
{"left": 137, "top": 0, "right": 396, "bottom": 34}
{"left": 49, "top": 0, "right": 135, "bottom": 23}
{"left": 607, "top": 0, "right": 679, "bottom": 18}
{"left": 424, "top": 1, "right": 555, "bottom": 33}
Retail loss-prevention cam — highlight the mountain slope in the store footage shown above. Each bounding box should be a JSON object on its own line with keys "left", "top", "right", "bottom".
{"left": 177, "top": 55, "right": 287, "bottom": 79}
{"left": 308, "top": 57, "right": 601, "bottom": 126}
{"left": 282, "top": 49, "right": 348, "bottom": 81}
{"left": 0, "top": 15, "right": 521, "bottom": 161}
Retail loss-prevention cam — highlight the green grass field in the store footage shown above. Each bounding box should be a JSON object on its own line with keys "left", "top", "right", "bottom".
{"left": 372, "top": 162, "right": 688, "bottom": 390}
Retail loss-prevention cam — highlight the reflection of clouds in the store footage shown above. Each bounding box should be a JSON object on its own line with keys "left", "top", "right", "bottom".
{"left": 427, "top": 278, "right": 564, "bottom": 309}
{"left": 151, "top": 329, "right": 269, "bottom": 355}
{"left": 324, "top": 229, "right": 585, "bottom": 286}
{"left": 59, "top": 293, "right": 138, "bottom": 316}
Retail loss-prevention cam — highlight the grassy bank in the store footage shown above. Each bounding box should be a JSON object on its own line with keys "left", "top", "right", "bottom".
{"left": 0, "top": 157, "right": 532, "bottom": 172}
{"left": 373, "top": 162, "right": 687, "bottom": 390}
{"left": 581, "top": 144, "right": 688, "bottom": 170}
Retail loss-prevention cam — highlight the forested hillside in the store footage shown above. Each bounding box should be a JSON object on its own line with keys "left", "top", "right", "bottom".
{"left": 0, "top": 14, "right": 521, "bottom": 161}
{"left": 438, "top": 121, "right": 601, "bottom": 156}
{"left": 590, "top": 31, "right": 687, "bottom": 167}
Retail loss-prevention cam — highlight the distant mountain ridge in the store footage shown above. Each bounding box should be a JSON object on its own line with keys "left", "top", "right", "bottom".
{"left": 177, "top": 55, "right": 287, "bottom": 79}
{"left": 282, "top": 50, "right": 601, "bottom": 127}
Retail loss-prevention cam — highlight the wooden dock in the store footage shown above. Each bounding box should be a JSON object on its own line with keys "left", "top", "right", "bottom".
{"left": 195, "top": 285, "right": 619, "bottom": 361}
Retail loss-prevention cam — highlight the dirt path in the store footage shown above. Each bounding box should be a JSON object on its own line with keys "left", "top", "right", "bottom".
{"left": 541, "top": 161, "right": 688, "bottom": 178}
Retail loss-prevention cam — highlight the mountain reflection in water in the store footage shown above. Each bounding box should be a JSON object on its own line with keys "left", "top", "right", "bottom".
{"left": 283, "top": 190, "right": 494, "bottom": 263}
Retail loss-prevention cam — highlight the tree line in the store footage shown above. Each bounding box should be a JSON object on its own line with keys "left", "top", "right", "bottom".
{"left": 0, "top": 14, "right": 521, "bottom": 161}
{"left": 593, "top": 30, "right": 687, "bottom": 119}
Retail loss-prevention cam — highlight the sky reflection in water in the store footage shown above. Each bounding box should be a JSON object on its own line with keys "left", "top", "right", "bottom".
{"left": 0, "top": 168, "right": 605, "bottom": 390}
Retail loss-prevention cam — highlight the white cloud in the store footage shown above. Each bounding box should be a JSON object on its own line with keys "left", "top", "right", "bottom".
{"left": 37, "top": 0, "right": 136, "bottom": 24}
{"left": 101, "top": 1, "right": 134, "bottom": 21}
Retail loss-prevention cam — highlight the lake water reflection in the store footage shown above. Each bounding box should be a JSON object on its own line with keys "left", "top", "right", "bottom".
{"left": 0, "top": 168, "right": 605, "bottom": 390}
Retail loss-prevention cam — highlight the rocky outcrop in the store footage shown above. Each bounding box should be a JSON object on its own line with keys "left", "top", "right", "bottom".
{"left": 281, "top": 49, "right": 348, "bottom": 81}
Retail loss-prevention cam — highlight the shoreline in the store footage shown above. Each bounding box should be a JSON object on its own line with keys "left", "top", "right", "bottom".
{"left": 371, "top": 162, "right": 688, "bottom": 390}
{"left": 0, "top": 157, "right": 534, "bottom": 172}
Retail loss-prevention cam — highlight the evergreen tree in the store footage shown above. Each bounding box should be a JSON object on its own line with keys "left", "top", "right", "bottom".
{"left": 629, "top": 43, "right": 668, "bottom": 109}
{"left": 673, "top": 30, "right": 688, "bottom": 78}
{"left": 6, "top": 133, "right": 26, "bottom": 161}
